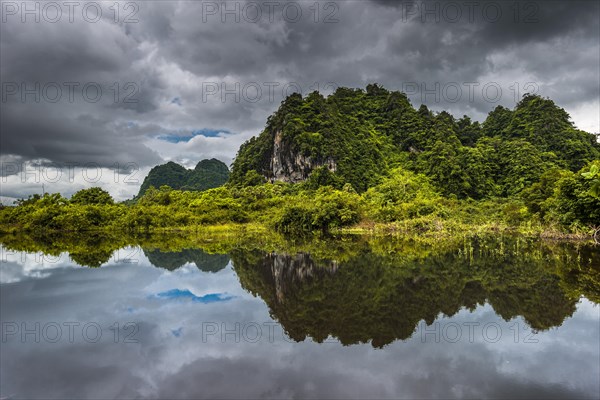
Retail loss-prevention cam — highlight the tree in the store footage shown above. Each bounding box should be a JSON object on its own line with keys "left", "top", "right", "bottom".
{"left": 544, "top": 162, "right": 600, "bottom": 228}
{"left": 242, "top": 170, "right": 265, "bottom": 187}
{"left": 456, "top": 116, "right": 482, "bottom": 147}
{"left": 482, "top": 106, "right": 513, "bottom": 137}
{"left": 70, "top": 187, "right": 114, "bottom": 205}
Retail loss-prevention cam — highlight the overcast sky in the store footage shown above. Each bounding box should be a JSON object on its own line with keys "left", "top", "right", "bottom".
{"left": 1, "top": 0, "right": 599, "bottom": 202}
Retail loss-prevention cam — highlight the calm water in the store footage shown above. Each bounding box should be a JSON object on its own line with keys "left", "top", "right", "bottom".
{"left": 1, "top": 235, "right": 599, "bottom": 399}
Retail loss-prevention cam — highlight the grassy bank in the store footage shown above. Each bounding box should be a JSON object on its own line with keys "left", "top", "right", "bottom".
{"left": 1, "top": 162, "right": 598, "bottom": 241}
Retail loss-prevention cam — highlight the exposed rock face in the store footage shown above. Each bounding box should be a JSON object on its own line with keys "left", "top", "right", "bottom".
{"left": 269, "top": 131, "right": 337, "bottom": 183}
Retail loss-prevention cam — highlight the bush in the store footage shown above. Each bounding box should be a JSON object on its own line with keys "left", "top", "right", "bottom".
{"left": 502, "top": 200, "right": 530, "bottom": 226}
{"left": 363, "top": 168, "right": 441, "bottom": 222}
{"left": 275, "top": 187, "right": 361, "bottom": 234}
{"left": 543, "top": 161, "right": 600, "bottom": 228}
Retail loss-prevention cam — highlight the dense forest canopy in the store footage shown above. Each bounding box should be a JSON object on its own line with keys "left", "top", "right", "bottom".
{"left": 231, "top": 84, "right": 600, "bottom": 197}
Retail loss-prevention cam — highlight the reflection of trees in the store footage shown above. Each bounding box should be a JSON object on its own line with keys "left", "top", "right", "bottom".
{"left": 143, "top": 248, "right": 229, "bottom": 272}
{"left": 557, "top": 245, "right": 600, "bottom": 304}
{"left": 2, "top": 231, "right": 597, "bottom": 334}
{"left": 0, "top": 232, "right": 233, "bottom": 269}
{"left": 488, "top": 277, "right": 576, "bottom": 332}
{"left": 0, "top": 232, "right": 130, "bottom": 268}
{"left": 69, "top": 248, "right": 114, "bottom": 268}
{"left": 66, "top": 234, "right": 118, "bottom": 268}
{"left": 233, "top": 239, "right": 597, "bottom": 348}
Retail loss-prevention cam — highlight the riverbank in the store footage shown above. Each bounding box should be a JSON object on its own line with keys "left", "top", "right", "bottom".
{"left": 1, "top": 182, "right": 598, "bottom": 243}
{"left": 0, "top": 220, "right": 596, "bottom": 258}
{"left": 0, "top": 220, "right": 593, "bottom": 239}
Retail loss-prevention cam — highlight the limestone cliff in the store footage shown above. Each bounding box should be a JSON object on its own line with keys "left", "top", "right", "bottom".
{"left": 269, "top": 130, "right": 337, "bottom": 183}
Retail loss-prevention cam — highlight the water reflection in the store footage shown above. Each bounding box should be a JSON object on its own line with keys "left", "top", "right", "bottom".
{"left": 232, "top": 239, "right": 598, "bottom": 347}
{"left": 143, "top": 248, "right": 229, "bottom": 272}
{"left": 0, "top": 232, "right": 232, "bottom": 271}
{"left": 1, "top": 233, "right": 599, "bottom": 399}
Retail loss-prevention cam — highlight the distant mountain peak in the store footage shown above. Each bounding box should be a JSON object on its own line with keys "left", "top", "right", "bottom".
{"left": 137, "top": 159, "right": 229, "bottom": 198}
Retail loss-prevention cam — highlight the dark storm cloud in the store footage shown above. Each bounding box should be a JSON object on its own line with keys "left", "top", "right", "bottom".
{"left": 367, "top": 0, "right": 599, "bottom": 114}
{"left": 1, "top": 0, "right": 598, "bottom": 176}
{"left": 1, "top": 102, "right": 162, "bottom": 168}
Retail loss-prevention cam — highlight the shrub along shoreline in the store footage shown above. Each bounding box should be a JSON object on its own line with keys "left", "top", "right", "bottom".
{"left": 1, "top": 161, "right": 598, "bottom": 241}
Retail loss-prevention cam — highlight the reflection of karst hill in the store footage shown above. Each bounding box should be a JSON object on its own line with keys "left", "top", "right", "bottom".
{"left": 268, "top": 252, "right": 339, "bottom": 302}
{"left": 232, "top": 240, "right": 595, "bottom": 348}
{"left": 143, "top": 248, "right": 230, "bottom": 272}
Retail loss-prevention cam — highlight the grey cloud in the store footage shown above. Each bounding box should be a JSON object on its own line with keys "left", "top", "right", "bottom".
{"left": 1, "top": 0, "right": 598, "bottom": 194}
{"left": 1, "top": 103, "right": 163, "bottom": 167}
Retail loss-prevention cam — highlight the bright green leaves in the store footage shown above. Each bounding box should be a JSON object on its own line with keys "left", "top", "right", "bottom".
{"left": 581, "top": 162, "right": 600, "bottom": 198}
{"left": 275, "top": 186, "right": 361, "bottom": 235}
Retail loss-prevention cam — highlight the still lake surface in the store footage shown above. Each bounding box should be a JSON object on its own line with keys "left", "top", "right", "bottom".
{"left": 1, "top": 234, "right": 599, "bottom": 399}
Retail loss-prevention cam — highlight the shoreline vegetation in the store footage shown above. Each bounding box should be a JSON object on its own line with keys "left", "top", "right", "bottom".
{"left": 1, "top": 86, "right": 599, "bottom": 241}
{"left": 1, "top": 223, "right": 598, "bottom": 265}
{"left": 0, "top": 174, "right": 598, "bottom": 242}
{"left": 0, "top": 192, "right": 597, "bottom": 240}
{"left": 0, "top": 220, "right": 596, "bottom": 247}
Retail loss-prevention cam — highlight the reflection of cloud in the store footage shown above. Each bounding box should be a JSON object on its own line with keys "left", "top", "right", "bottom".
{"left": 154, "top": 289, "right": 235, "bottom": 304}
{"left": 0, "top": 250, "right": 598, "bottom": 399}
{"left": 0, "top": 247, "right": 75, "bottom": 283}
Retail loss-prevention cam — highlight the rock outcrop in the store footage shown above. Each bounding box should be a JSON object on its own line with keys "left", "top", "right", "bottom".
{"left": 270, "top": 130, "right": 337, "bottom": 183}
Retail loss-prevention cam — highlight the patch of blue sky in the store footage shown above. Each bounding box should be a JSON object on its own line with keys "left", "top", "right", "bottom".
{"left": 154, "top": 288, "right": 235, "bottom": 304}
{"left": 157, "top": 128, "right": 231, "bottom": 143}
{"left": 171, "top": 327, "right": 183, "bottom": 337}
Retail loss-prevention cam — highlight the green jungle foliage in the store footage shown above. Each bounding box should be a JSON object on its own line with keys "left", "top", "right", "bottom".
{"left": 231, "top": 86, "right": 599, "bottom": 199}
{"left": 1, "top": 86, "right": 599, "bottom": 236}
